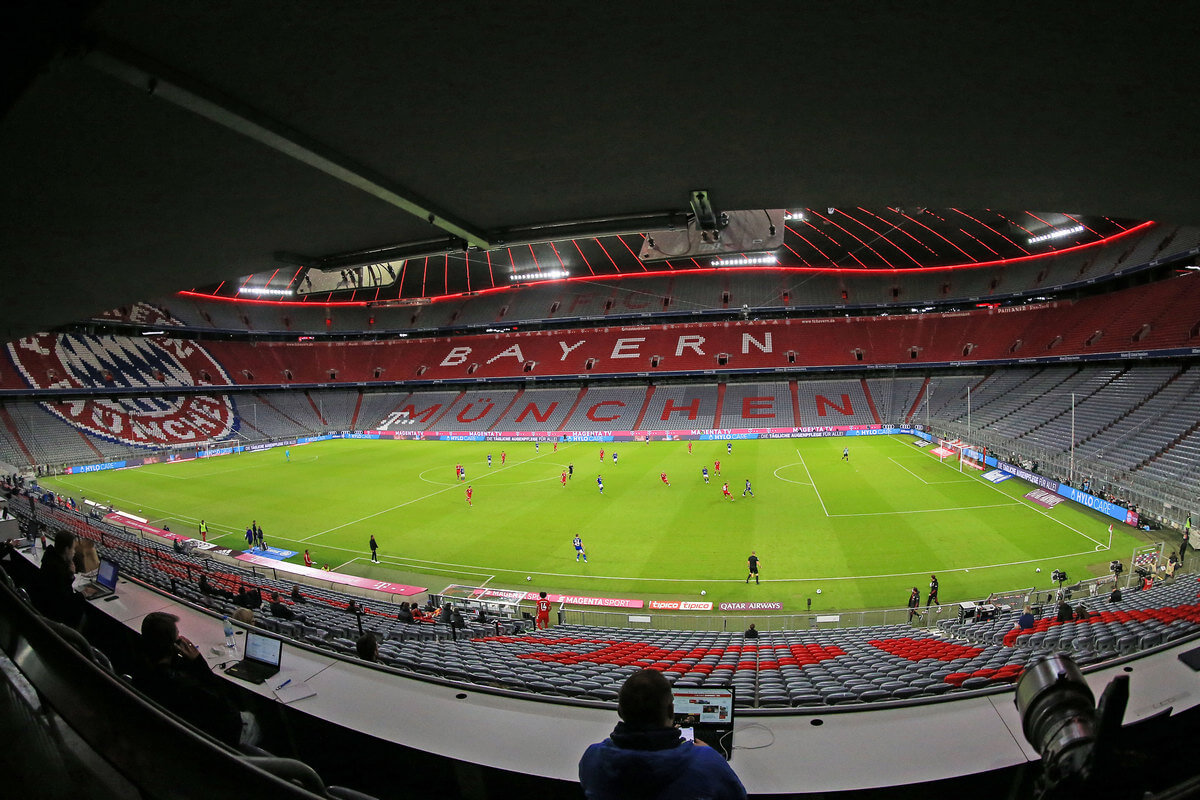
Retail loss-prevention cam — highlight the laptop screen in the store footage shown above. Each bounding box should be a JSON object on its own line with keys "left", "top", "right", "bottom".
{"left": 96, "top": 559, "right": 118, "bottom": 589}
{"left": 672, "top": 687, "right": 735, "bottom": 759}
{"left": 244, "top": 631, "right": 283, "bottom": 667}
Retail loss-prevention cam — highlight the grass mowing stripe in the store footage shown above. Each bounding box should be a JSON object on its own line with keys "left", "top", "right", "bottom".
{"left": 892, "top": 435, "right": 1111, "bottom": 550}
{"left": 43, "top": 437, "right": 1146, "bottom": 610}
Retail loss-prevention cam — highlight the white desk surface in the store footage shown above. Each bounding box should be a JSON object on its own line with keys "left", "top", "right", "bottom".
{"left": 82, "top": 574, "right": 1200, "bottom": 793}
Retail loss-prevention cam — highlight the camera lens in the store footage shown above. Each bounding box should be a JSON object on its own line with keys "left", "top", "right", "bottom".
{"left": 1015, "top": 654, "right": 1096, "bottom": 778}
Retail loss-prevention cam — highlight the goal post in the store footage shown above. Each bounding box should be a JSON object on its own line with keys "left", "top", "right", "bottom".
{"left": 934, "top": 438, "right": 984, "bottom": 472}
{"left": 1130, "top": 543, "right": 1165, "bottom": 587}
{"left": 435, "top": 584, "right": 525, "bottom": 617}
{"left": 958, "top": 444, "right": 985, "bottom": 471}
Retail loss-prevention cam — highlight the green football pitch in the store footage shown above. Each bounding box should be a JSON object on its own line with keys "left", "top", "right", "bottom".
{"left": 43, "top": 435, "right": 1150, "bottom": 611}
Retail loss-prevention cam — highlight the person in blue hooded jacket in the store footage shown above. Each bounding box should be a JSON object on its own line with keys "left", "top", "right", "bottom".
{"left": 579, "top": 669, "right": 747, "bottom": 800}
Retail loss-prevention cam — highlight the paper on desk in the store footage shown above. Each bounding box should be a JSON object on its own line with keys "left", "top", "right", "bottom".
{"left": 272, "top": 681, "right": 317, "bottom": 704}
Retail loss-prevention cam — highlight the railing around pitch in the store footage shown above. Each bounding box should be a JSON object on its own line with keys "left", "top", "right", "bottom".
{"left": 560, "top": 602, "right": 957, "bottom": 632}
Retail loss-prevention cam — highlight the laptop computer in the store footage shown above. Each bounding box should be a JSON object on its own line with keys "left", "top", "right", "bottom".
{"left": 225, "top": 631, "right": 283, "bottom": 684}
{"left": 672, "top": 686, "right": 736, "bottom": 760}
{"left": 78, "top": 558, "right": 119, "bottom": 600}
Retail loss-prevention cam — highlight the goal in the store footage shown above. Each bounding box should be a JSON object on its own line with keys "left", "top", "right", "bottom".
{"left": 935, "top": 438, "right": 985, "bottom": 471}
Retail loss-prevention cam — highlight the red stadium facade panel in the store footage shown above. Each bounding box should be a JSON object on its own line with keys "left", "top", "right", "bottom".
{"left": 4, "top": 277, "right": 1200, "bottom": 394}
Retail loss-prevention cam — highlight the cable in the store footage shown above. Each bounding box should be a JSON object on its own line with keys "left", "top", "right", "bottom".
{"left": 727, "top": 722, "right": 775, "bottom": 751}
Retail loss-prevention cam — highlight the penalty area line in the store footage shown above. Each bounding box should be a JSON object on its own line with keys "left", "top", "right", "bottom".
{"left": 828, "top": 501, "right": 1023, "bottom": 518}
{"left": 889, "top": 434, "right": 1110, "bottom": 550}
{"left": 796, "top": 450, "right": 829, "bottom": 517}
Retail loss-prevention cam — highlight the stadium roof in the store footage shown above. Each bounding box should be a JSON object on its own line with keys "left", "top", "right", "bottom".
{"left": 1, "top": 2, "right": 1197, "bottom": 337}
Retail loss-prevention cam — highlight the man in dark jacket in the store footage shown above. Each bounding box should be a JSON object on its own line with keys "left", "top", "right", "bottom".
{"left": 32, "top": 531, "right": 84, "bottom": 626}
{"left": 133, "top": 611, "right": 247, "bottom": 746}
{"left": 268, "top": 592, "right": 295, "bottom": 620}
{"left": 579, "top": 668, "right": 746, "bottom": 800}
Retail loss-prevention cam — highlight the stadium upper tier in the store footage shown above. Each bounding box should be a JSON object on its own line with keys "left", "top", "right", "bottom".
{"left": 4, "top": 276, "right": 1198, "bottom": 395}
{"left": 156, "top": 222, "right": 1196, "bottom": 333}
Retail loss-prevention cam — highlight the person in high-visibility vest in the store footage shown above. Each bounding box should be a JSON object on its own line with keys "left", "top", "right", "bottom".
{"left": 198, "top": 520, "right": 207, "bottom": 542}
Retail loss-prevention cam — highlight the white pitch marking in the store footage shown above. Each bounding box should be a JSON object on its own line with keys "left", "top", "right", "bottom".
{"left": 888, "top": 434, "right": 1109, "bottom": 549}
{"left": 796, "top": 450, "right": 829, "bottom": 516}
{"left": 772, "top": 462, "right": 812, "bottom": 486}
{"left": 829, "top": 501, "right": 1022, "bottom": 518}
{"left": 300, "top": 445, "right": 577, "bottom": 542}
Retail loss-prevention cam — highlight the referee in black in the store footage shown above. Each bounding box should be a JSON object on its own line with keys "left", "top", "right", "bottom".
{"left": 746, "top": 551, "right": 760, "bottom": 585}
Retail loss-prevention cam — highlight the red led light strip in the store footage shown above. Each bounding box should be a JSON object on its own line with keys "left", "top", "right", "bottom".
{"left": 177, "top": 222, "right": 1155, "bottom": 308}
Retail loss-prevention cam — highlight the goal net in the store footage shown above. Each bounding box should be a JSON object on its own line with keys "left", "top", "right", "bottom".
{"left": 1130, "top": 543, "right": 1165, "bottom": 587}
{"left": 435, "top": 584, "right": 524, "bottom": 617}
{"left": 935, "top": 438, "right": 985, "bottom": 471}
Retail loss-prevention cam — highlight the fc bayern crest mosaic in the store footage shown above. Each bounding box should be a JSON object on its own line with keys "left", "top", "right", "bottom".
{"left": 6, "top": 304, "right": 238, "bottom": 448}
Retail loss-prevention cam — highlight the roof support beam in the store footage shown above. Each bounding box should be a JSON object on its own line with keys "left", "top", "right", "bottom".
{"left": 83, "top": 39, "right": 491, "bottom": 249}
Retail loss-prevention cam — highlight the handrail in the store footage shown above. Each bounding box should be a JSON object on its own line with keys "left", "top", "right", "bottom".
{"left": 0, "top": 577, "right": 324, "bottom": 800}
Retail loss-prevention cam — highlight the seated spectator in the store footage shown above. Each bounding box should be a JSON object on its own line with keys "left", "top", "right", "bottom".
{"left": 475, "top": 607, "right": 488, "bottom": 624}
{"left": 355, "top": 632, "right": 379, "bottom": 662}
{"left": 32, "top": 531, "right": 83, "bottom": 627}
{"left": 240, "top": 587, "right": 262, "bottom": 609}
{"left": 1074, "top": 603, "right": 1091, "bottom": 620}
{"left": 133, "top": 611, "right": 257, "bottom": 747}
{"left": 744, "top": 623, "right": 758, "bottom": 639}
{"left": 1017, "top": 605, "right": 1036, "bottom": 630}
{"left": 411, "top": 604, "right": 427, "bottom": 622}
{"left": 268, "top": 592, "right": 295, "bottom": 620}
{"left": 172, "top": 538, "right": 185, "bottom": 555}
{"left": 396, "top": 602, "right": 414, "bottom": 624}
{"left": 449, "top": 608, "right": 466, "bottom": 640}
{"left": 1056, "top": 602, "right": 1074, "bottom": 622}
{"left": 232, "top": 608, "right": 255, "bottom": 626}
{"left": 198, "top": 575, "right": 232, "bottom": 599}
{"left": 579, "top": 668, "right": 746, "bottom": 800}
{"left": 1109, "top": 587, "right": 1122, "bottom": 603}
{"left": 290, "top": 584, "right": 306, "bottom": 603}
{"left": 346, "top": 598, "right": 359, "bottom": 615}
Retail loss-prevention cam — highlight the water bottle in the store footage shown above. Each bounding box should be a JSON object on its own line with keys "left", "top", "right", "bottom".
{"left": 223, "top": 616, "right": 236, "bottom": 648}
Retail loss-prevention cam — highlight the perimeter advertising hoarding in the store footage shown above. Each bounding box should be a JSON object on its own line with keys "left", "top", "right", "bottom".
{"left": 997, "top": 461, "right": 1060, "bottom": 492}
{"left": 520, "top": 591, "right": 643, "bottom": 609}
{"left": 1054, "top": 482, "right": 1139, "bottom": 526}
{"left": 648, "top": 600, "right": 714, "bottom": 611}
{"left": 719, "top": 601, "right": 784, "bottom": 611}
{"left": 998, "top": 461, "right": 1137, "bottom": 525}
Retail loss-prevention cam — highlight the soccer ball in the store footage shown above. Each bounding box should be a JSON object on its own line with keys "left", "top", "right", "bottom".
{"left": 700, "top": 590, "right": 707, "bottom": 596}
{"left": 816, "top": 588, "right": 822, "bottom": 595}
{"left": 1036, "top": 567, "right": 1041, "bottom": 573}
{"left": 525, "top": 576, "right": 531, "bottom": 581}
